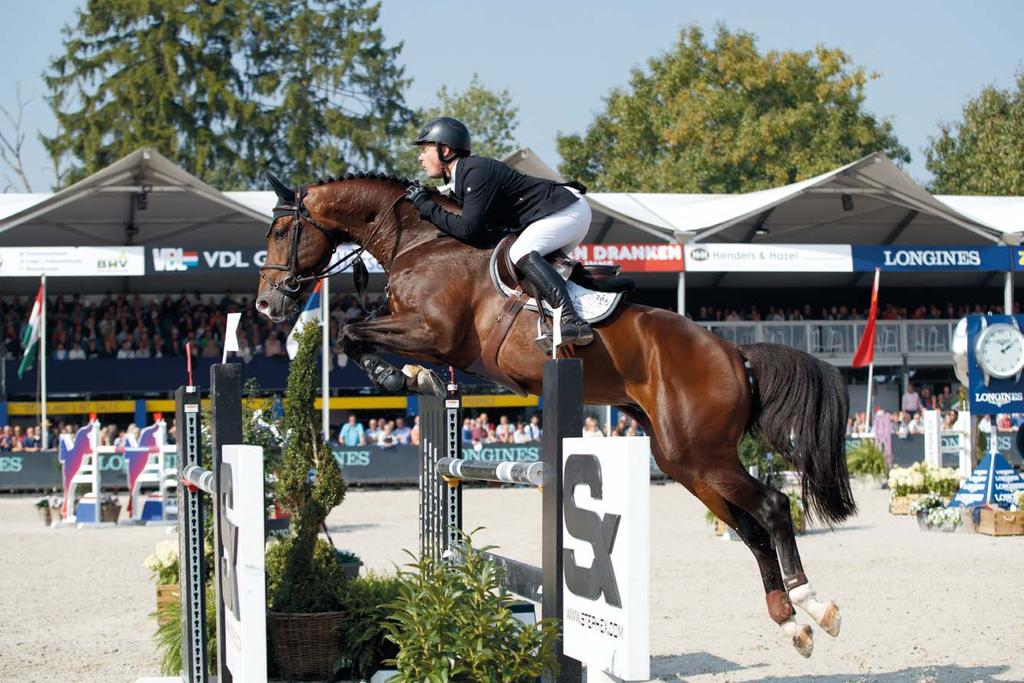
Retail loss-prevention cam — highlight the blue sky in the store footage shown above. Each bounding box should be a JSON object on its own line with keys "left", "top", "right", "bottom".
{"left": 2, "top": 0, "right": 1022, "bottom": 191}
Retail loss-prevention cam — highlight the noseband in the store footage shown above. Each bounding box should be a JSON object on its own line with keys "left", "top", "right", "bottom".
{"left": 259, "top": 185, "right": 405, "bottom": 299}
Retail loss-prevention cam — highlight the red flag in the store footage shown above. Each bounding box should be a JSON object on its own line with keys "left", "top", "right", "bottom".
{"left": 852, "top": 268, "right": 881, "bottom": 368}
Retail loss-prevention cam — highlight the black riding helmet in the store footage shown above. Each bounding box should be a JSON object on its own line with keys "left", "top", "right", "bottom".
{"left": 412, "top": 116, "right": 471, "bottom": 163}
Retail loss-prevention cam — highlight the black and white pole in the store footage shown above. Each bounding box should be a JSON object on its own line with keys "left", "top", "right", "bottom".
{"left": 176, "top": 364, "right": 266, "bottom": 683}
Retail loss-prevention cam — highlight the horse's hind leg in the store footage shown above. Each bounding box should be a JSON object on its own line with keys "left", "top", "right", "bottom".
{"left": 674, "top": 466, "right": 814, "bottom": 657}
{"left": 722, "top": 500, "right": 815, "bottom": 657}
{"left": 706, "top": 461, "right": 842, "bottom": 643}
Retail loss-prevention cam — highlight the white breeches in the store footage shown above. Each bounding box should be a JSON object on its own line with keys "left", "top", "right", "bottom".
{"left": 508, "top": 194, "right": 592, "bottom": 263}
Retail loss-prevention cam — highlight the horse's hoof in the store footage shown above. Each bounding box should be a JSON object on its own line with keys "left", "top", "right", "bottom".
{"left": 405, "top": 365, "right": 445, "bottom": 398}
{"left": 818, "top": 602, "right": 841, "bottom": 638}
{"left": 792, "top": 624, "right": 814, "bottom": 658}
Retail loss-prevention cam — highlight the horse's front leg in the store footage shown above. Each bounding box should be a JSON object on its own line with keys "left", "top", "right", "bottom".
{"left": 342, "top": 314, "right": 447, "bottom": 397}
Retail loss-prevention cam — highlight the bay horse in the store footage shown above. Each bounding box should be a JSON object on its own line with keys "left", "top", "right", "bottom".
{"left": 254, "top": 171, "right": 856, "bottom": 658}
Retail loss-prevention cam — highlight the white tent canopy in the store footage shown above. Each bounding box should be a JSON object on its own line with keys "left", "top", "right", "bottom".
{"left": 0, "top": 147, "right": 1020, "bottom": 296}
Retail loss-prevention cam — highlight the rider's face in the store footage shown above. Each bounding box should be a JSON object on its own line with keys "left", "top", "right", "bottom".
{"left": 418, "top": 144, "right": 446, "bottom": 179}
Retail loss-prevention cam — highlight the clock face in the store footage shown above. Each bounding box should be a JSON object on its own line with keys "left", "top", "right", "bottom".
{"left": 976, "top": 323, "right": 1024, "bottom": 378}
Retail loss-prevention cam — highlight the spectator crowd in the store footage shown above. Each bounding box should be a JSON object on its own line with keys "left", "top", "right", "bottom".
{"left": 0, "top": 291, "right": 386, "bottom": 363}
{"left": 693, "top": 302, "right": 1013, "bottom": 323}
{"left": 335, "top": 411, "right": 646, "bottom": 449}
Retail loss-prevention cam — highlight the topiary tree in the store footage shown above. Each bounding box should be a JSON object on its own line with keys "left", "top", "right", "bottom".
{"left": 270, "top": 323, "right": 348, "bottom": 612}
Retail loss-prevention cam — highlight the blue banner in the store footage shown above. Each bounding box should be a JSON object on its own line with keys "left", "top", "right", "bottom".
{"left": 967, "top": 314, "right": 1024, "bottom": 415}
{"left": 851, "top": 245, "right": 1011, "bottom": 272}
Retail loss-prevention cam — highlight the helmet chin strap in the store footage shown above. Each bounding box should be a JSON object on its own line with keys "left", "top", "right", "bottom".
{"left": 436, "top": 142, "right": 458, "bottom": 183}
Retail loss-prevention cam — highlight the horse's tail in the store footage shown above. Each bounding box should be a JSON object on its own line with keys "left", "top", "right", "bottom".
{"left": 738, "top": 343, "right": 857, "bottom": 526}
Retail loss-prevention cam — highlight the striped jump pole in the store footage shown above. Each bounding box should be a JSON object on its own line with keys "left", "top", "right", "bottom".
{"left": 435, "top": 457, "right": 544, "bottom": 486}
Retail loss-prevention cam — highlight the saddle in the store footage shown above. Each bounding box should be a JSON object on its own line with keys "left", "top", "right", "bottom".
{"left": 476, "top": 235, "right": 635, "bottom": 394}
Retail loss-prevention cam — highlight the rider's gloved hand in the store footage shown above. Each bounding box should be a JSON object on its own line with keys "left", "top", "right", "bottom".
{"left": 405, "top": 183, "right": 430, "bottom": 209}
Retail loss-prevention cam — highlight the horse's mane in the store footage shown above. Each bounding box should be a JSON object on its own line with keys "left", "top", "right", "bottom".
{"left": 311, "top": 170, "right": 418, "bottom": 187}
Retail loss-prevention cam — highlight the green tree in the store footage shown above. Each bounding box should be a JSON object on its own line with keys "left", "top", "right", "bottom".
{"left": 557, "top": 25, "right": 909, "bottom": 193}
{"left": 925, "top": 72, "right": 1024, "bottom": 195}
{"left": 43, "top": 0, "right": 411, "bottom": 189}
{"left": 394, "top": 74, "right": 520, "bottom": 180}
{"left": 42, "top": 0, "right": 249, "bottom": 188}
{"left": 247, "top": 0, "right": 412, "bottom": 183}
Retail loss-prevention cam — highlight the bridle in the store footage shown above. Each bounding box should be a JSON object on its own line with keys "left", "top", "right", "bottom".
{"left": 259, "top": 184, "right": 405, "bottom": 299}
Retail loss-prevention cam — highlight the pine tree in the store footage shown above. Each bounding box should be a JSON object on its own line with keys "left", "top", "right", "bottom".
{"left": 245, "top": 0, "right": 412, "bottom": 181}
{"left": 43, "top": 0, "right": 412, "bottom": 189}
{"left": 43, "top": 0, "right": 249, "bottom": 187}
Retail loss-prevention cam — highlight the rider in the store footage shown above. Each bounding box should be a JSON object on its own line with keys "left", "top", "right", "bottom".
{"left": 405, "top": 116, "right": 594, "bottom": 346}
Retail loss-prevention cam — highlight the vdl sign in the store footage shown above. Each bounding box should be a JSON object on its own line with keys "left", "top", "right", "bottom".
{"left": 561, "top": 437, "right": 650, "bottom": 682}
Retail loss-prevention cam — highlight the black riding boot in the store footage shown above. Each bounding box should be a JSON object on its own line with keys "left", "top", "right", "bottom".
{"left": 516, "top": 251, "right": 594, "bottom": 346}
{"left": 358, "top": 353, "right": 407, "bottom": 393}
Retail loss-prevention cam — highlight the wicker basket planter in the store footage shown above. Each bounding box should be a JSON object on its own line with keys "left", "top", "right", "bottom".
{"left": 267, "top": 610, "right": 345, "bottom": 680}
{"left": 890, "top": 494, "right": 927, "bottom": 515}
{"left": 156, "top": 584, "right": 180, "bottom": 625}
{"left": 100, "top": 501, "right": 121, "bottom": 523}
{"left": 37, "top": 506, "right": 53, "bottom": 527}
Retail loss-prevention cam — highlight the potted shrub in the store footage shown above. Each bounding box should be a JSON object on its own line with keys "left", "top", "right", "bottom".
{"left": 382, "top": 533, "right": 560, "bottom": 681}
{"left": 335, "top": 549, "right": 363, "bottom": 580}
{"left": 34, "top": 495, "right": 60, "bottom": 527}
{"left": 846, "top": 438, "right": 888, "bottom": 488}
{"left": 265, "top": 324, "right": 349, "bottom": 681}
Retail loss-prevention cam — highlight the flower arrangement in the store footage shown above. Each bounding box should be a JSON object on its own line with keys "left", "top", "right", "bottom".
{"left": 1013, "top": 491, "right": 1024, "bottom": 511}
{"left": 909, "top": 492, "right": 944, "bottom": 514}
{"left": 144, "top": 540, "right": 180, "bottom": 585}
{"left": 924, "top": 507, "right": 962, "bottom": 528}
{"left": 888, "top": 462, "right": 960, "bottom": 497}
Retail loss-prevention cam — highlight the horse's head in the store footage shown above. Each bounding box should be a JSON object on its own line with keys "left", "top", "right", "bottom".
{"left": 255, "top": 172, "right": 348, "bottom": 322}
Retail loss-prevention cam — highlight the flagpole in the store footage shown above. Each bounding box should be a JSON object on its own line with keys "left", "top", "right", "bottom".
{"left": 864, "top": 268, "right": 880, "bottom": 434}
{"left": 322, "top": 276, "right": 330, "bottom": 443}
{"left": 40, "top": 275, "right": 47, "bottom": 451}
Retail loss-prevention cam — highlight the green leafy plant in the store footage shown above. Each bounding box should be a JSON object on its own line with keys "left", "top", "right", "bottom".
{"left": 152, "top": 586, "right": 217, "bottom": 675}
{"left": 383, "top": 533, "right": 560, "bottom": 682}
{"left": 265, "top": 537, "right": 348, "bottom": 613}
{"left": 788, "top": 491, "right": 805, "bottom": 533}
{"left": 738, "top": 432, "right": 784, "bottom": 489}
{"left": 334, "top": 573, "right": 403, "bottom": 680}
{"left": 270, "top": 323, "right": 348, "bottom": 613}
{"left": 845, "top": 438, "right": 888, "bottom": 477}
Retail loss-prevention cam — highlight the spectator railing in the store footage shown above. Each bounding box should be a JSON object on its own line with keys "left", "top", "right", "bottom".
{"left": 701, "top": 319, "right": 957, "bottom": 367}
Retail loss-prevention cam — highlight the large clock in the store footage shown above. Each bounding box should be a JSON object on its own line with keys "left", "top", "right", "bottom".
{"left": 975, "top": 321, "right": 1024, "bottom": 381}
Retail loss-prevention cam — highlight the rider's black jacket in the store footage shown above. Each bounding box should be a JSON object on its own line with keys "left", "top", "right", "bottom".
{"left": 412, "top": 156, "right": 580, "bottom": 241}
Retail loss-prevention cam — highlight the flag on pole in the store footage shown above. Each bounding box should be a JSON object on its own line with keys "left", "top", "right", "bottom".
{"left": 287, "top": 281, "right": 323, "bottom": 359}
{"left": 852, "top": 268, "right": 881, "bottom": 368}
{"left": 18, "top": 280, "right": 44, "bottom": 378}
